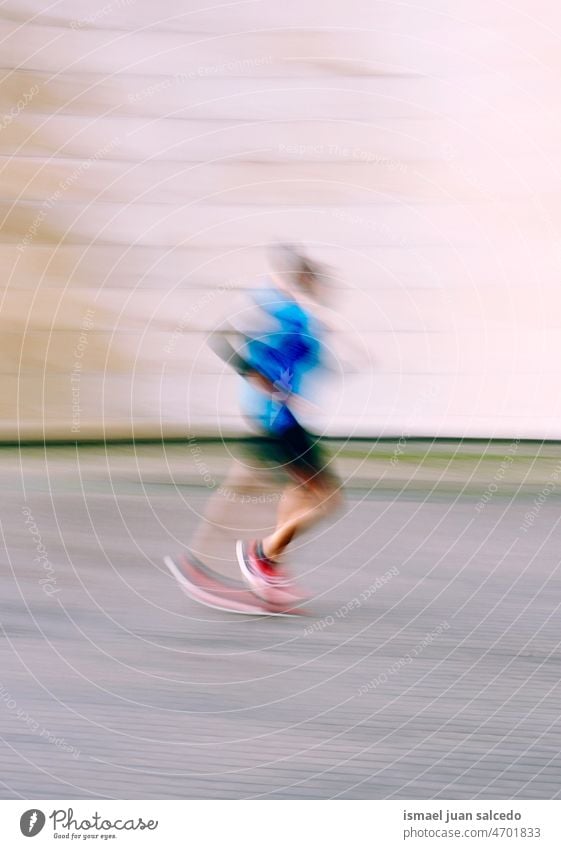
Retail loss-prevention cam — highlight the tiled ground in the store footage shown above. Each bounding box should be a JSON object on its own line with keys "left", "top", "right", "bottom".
{"left": 1, "top": 446, "right": 561, "bottom": 798}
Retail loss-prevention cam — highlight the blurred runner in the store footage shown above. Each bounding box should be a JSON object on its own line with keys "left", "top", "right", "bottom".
{"left": 211, "top": 244, "right": 343, "bottom": 604}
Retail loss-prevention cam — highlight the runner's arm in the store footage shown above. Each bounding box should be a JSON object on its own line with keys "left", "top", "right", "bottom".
{"left": 207, "top": 333, "right": 277, "bottom": 394}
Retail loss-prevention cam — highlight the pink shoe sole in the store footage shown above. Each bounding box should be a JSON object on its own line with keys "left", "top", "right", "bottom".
{"left": 235, "top": 540, "right": 309, "bottom": 605}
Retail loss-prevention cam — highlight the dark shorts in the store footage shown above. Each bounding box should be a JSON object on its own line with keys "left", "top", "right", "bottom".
{"left": 246, "top": 423, "right": 336, "bottom": 487}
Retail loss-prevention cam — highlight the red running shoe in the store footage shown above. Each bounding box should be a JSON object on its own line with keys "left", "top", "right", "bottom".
{"left": 235, "top": 539, "right": 306, "bottom": 605}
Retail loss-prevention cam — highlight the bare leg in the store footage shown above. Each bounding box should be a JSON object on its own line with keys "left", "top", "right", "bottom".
{"left": 261, "top": 476, "right": 342, "bottom": 561}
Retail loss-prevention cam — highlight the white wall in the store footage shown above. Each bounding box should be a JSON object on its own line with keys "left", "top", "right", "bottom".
{"left": 2, "top": 1, "right": 561, "bottom": 439}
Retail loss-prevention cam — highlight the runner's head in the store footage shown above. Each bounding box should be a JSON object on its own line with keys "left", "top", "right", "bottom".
{"left": 268, "top": 243, "right": 328, "bottom": 301}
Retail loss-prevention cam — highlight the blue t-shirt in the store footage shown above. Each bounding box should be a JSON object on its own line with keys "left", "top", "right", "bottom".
{"left": 240, "top": 286, "right": 321, "bottom": 434}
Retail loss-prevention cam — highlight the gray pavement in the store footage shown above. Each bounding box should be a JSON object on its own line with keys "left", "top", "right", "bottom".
{"left": 1, "top": 443, "right": 561, "bottom": 799}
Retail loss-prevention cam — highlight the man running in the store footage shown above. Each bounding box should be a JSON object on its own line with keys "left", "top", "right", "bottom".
{"left": 214, "top": 244, "right": 343, "bottom": 604}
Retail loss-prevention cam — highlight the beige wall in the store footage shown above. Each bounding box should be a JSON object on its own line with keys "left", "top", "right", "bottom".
{"left": 2, "top": 1, "right": 561, "bottom": 438}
